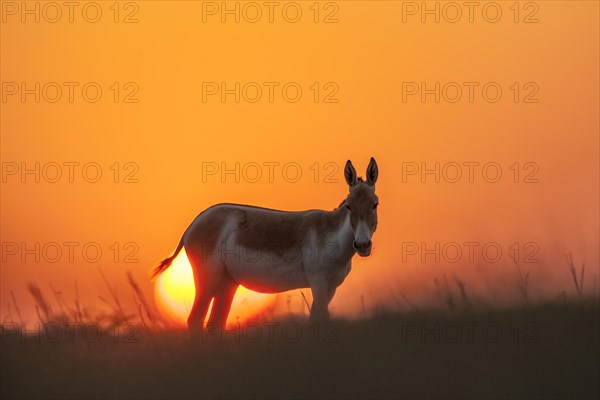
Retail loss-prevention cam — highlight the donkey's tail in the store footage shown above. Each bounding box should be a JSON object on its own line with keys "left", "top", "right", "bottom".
{"left": 151, "top": 236, "right": 185, "bottom": 279}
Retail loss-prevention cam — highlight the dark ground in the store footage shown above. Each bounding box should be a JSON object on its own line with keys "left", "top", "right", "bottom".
{"left": 1, "top": 301, "right": 598, "bottom": 399}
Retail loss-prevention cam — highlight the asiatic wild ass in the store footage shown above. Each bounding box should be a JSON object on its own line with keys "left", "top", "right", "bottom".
{"left": 153, "top": 158, "right": 379, "bottom": 338}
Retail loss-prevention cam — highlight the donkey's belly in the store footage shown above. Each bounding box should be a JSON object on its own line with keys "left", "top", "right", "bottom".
{"left": 224, "top": 247, "right": 309, "bottom": 293}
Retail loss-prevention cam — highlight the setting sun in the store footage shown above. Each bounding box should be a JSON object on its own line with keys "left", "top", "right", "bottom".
{"left": 153, "top": 249, "right": 276, "bottom": 327}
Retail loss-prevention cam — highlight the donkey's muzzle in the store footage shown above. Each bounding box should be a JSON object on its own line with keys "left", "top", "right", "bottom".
{"left": 353, "top": 240, "right": 372, "bottom": 256}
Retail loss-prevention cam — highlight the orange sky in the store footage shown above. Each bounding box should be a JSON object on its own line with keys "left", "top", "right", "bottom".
{"left": 1, "top": 1, "right": 598, "bottom": 324}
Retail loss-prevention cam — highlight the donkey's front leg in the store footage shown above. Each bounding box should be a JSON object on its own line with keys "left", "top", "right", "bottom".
{"left": 309, "top": 279, "right": 330, "bottom": 325}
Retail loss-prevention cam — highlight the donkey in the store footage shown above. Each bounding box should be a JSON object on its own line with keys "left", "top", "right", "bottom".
{"left": 152, "top": 158, "right": 379, "bottom": 338}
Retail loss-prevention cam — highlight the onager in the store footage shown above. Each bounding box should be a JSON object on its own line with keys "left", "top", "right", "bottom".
{"left": 153, "top": 158, "right": 379, "bottom": 338}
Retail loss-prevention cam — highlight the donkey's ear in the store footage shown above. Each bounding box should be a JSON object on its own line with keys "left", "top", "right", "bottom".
{"left": 366, "top": 157, "right": 378, "bottom": 185}
{"left": 344, "top": 160, "right": 357, "bottom": 186}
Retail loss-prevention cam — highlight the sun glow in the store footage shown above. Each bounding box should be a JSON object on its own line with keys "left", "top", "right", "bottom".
{"left": 153, "top": 249, "right": 276, "bottom": 327}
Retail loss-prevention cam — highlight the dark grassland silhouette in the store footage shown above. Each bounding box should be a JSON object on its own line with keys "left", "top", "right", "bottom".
{"left": 1, "top": 259, "right": 598, "bottom": 400}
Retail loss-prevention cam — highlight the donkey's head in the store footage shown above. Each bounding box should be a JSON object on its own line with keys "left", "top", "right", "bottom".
{"left": 343, "top": 157, "right": 379, "bottom": 257}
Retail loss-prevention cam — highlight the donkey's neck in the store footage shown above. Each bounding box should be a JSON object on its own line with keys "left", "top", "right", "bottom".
{"left": 324, "top": 204, "right": 355, "bottom": 261}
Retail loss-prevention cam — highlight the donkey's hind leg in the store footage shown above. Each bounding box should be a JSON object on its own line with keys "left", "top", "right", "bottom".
{"left": 186, "top": 248, "right": 222, "bottom": 342}
{"left": 187, "top": 289, "right": 212, "bottom": 342}
{"left": 207, "top": 276, "right": 239, "bottom": 332}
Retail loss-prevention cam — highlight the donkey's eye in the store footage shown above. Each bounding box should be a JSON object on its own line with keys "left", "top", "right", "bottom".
{"left": 345, "top": 204, "right": 352, "bottom": 212}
